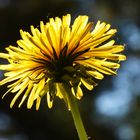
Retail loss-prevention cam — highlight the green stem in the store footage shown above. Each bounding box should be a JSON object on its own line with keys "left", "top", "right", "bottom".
{"left": 61, "top": 83, "right": 88, "bottom": 140}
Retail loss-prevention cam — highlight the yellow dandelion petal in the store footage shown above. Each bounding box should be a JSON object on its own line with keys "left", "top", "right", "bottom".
{"left": 47, "top": 25, "right": 59, "bottom": 56}
{"left": 27, "top": 84, "right": 38, "bottom": 109}
{"left": 0, "top": 71, "right": 30, "bottom": 86}
{"left": 11, "top": 78, "right": 29, "bottom": 93}
{"left": 56, "top": 83, "right": 63, "bottom": 99}
{"left": 68, "top": 15, "right": 89, "bottom": 52}
{"left": 40, "top": 21, "right": 47, "bottom": 34}
{"left": 62, "top": 14, "right": 71, "bottom": 26}
{"left": 87, "top": 71, "right": 104, "bottom": 80}
{"left": 76, "top": 86, "right": 83, "bottom": 100}
{"left": 10, "top": 78, "right": 29, "bottom": 108}
{"left": 71, "top": 86, "right": 83, "bottom": 100}
{"left": 36, "top": 97, "right": 41, "bottom": 110}
{"left": 47, "top": 92, "right": 53, "bottom": 109}
{"left": 17, "top": 40, "right": 31, "bottom": 52}
{"left": 0, "top": 53, "right": 9, "bottom": 59}
{"left": 2, "top": 87, "right": 14, "bottom": 99}
{"left": 71, "top": 22, "right": 93, "bottom": 54}
{"left": 78, "top": 59, "right": 116, "bottom": 75}
{"left": 18, "top": 82, "right": 33, "bottom": 108}
{"left": 81, "top": 78, "right": 94, "bottom": 90}
{"left": 40, "top": 33, "right": 53, "bottom": 55}
{"left": 55, "top": 17, "right": 62, "bottom": 29}
{"left": 34, "top": 78, "right": 45, "bottom": 100}
{"left": 92, "top": 22, "right": 109, "bottom": 38}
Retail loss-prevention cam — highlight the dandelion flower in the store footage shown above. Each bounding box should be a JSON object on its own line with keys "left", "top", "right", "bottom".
{"left": 0, "top": 14, "right": 126, "bottom": 140}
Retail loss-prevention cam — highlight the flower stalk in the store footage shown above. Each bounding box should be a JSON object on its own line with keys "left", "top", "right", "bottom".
{"left": 61, "top": 83, "right": 88, "bottom": 140}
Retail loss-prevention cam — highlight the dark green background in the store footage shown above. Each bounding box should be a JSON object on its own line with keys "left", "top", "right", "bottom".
{"left": 0, "top": 0, "right": 140, "bottom": 140}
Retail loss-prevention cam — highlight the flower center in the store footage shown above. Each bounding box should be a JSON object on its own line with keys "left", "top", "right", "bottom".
{"left": 48, "top": 58, "right": 73, "bottom": 82}
{"left": 44, "top": 45, "right": 73, "bottom": 82}
{"left": 44, "top": 44, "right": 89, "bottom": 82}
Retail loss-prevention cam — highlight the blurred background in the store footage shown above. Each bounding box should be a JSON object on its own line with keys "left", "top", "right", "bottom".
{"left": 0, "top": 0, "right": 140, "bottom": 140}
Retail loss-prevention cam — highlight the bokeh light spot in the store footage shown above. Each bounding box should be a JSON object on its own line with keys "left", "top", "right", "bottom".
{"left": 0, "top": 0, "right": 10, "bottom": 8}
{"left": 117, "top": 124, "right": 135, "bottom": 140}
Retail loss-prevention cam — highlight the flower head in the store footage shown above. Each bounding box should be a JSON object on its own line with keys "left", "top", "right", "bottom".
{"left": 0, "top": 14, "right": 126, "bottom": 110}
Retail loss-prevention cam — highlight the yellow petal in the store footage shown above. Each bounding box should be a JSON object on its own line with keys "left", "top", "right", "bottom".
{"left": 87, "top": 71, "right": 104, "bottom": 80}
{"left": 62, "top": 14, "right": 71, "bottom": 26}
{"left": 118, "top": 55, "right": 126, "bottom": 61}
{"left": 47, "top": 25, "right": 59, "bottom": 56}
{"left": 0, "top": 71, "right": 30, "bottom": 86}
{"left": 76, "top": 86, "right": 83, "bottom": 100}
{"left": 40, "top": 21, "right": 47, "bottom": 34}
{"left": 81, "top": 78, "right": 93, "bottom": 90}
{"left": 47, "top": 92, "right": 53, "bottom": 108}
{"left": 97, "top": 60, "right": 120, "bottom": 69}
{"left": 27, "top": 84, "right": 37, "bottom": 109}
{"left": 18, "top": 82, "right": 33, "bottom": 108}
{"left": 93, "top": 45, "right": 124, "bottom": 53}
{"left": 56, "top": 83, "right": 63, "bottom": 99}
{"left": 10, "top": 80, "right": 29, "bottom": 108}
{"left": 0, "top": 53, "right": 9, "bottom": 59}
{"left": 34, "top": 78, "right": 45, "bottom": 100}
{"left": 36, "top": 97, "right": 41, "bottom": 110}
{"left": 11, "top": 78, "right": 29, "bottom": 93}
{"left": 68, "top": 15, "right": 89, "bottom": 52}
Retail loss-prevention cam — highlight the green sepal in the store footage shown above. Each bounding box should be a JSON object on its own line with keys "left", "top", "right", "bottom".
{"left": 64, "top": 66, "right": 76, "bottom": 73}
{"left": 48, "top": 79, "right": 56, "bottom": 101}
{"left": 61, "top": 74, "right": 73, "bottom": 81}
